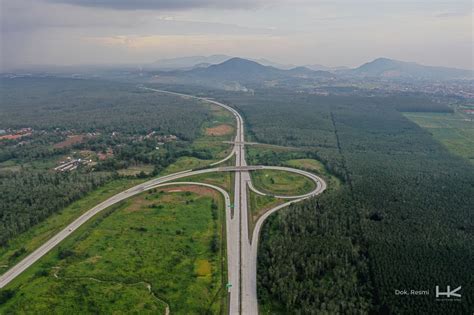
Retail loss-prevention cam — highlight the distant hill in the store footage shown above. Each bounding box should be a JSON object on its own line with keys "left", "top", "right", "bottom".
{"left": 181, "top": 57, "right": 333, "bottom": 82}
{"left": 191, "top": 62, "right": 212, "bottom": 69}
{"left": 251, "top": 58, "right": 296, "bottom": 70}
{"left": 186, "top": 58, "right": 279, "bottom": 81}
{"left": 149, "top": 56, "right": 472, "bottom": 89}
{"left": 305, "top": 64, "right": 349, "bottom": 72}
{"left": 350, "top": 58, "right": 473, "bottom": 80}
{"left": 148, "top": 55, "right": 299, "bottom": 71}
{"left": 147, "top": 55, "right": 232, "bottom": 70}
{"left": 147, "top": 54, "right": 348, "bottom": 72}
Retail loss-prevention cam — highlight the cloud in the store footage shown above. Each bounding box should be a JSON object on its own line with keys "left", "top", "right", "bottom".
{"left": 435, "top": 11, "right": 471, "bottom": 18}
{"left": 85, "top": 34, "right": 282, "bottom": 50}
{"left": 1, "top": 0, "right": 143, "bottom": 32}
{"left": 2, "top": 0, "right": 472, "bottom": 70}
{"left": 45, "top": 0, "right": 276, "bottom": 10}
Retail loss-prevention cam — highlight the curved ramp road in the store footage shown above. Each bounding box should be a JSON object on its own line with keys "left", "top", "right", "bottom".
{"left": 0, "top": 88, "right": 327, "bottom": 315}
{"left": 248, "top": 166, "right": 324, "bottom": 199}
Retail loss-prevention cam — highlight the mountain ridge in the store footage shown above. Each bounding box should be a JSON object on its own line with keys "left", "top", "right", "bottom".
{"left": 183, "top": 57, "right": 333, "bottom": 81}
{"left": 350, "top": 57, "right": 473, "bottom": 79}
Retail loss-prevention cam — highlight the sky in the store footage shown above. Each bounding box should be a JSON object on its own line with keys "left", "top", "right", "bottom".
{"left": 1, "top": 0, "right": 473, "bottom": 70}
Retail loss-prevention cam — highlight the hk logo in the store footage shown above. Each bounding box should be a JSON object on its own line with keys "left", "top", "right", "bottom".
{"left": 435, "top": 285, "right": 461, "bottom": 298}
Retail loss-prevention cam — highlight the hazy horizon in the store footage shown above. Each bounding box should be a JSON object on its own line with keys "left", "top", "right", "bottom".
{"left": 1, "top": 0, "right": 473, "bottom": 71}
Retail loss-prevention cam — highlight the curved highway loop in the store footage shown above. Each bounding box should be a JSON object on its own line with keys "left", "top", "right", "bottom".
{"left": 0, "top": 88, "right": 327, "bottom": 315}
{"left": 247, "top": 166, "right": 323, "bottom": 199}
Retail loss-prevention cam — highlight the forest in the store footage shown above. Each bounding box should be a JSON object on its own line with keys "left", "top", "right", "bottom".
{"left": 258, "top": 188, "right": 372, "bottom": 313}
{"left": 204, "top": 88, "right": 473, "bottom": 314}
{"left": 0, "top": 78, "right": 210, "bottom": 246}
{"left": 0, "top": 171, "right": 111, "bottom": 246}
{"left": 0, "top": 78, "right": 209, "bottom": 137}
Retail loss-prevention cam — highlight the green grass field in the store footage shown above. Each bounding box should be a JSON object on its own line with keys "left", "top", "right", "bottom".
{"left": 162, "top": 104, "right": 236, "bottom": 175}
{"left": 0, "top": 187, "right": 227, "bottom": 314}
{"left": 250, "top": 169, "right": 316, "bottom": 196}
{"left": 117, "top": 164, "right": 155, "bottom": 176}
{"left": 0, "top": 156, "right": 59, "bottom": 173}
{"left": 190, "top": 101, "right": 236, "bottom": 163}
{"left": 161, "top": 156, "right": 210, "bottom": 174}
{"left": 0, "top": 178, "right": 147, "bottom": 273}
{"left": 246, "top": 145, "right": 300, "bottom": 165}
{"left": 284, "top": 158, "right": 341, "bottom": 191}
{"left": 202, "top": 102, "right": 236, "bottom": 132}
{"left": 404, "top": 111, "right": 474, "bottom": 164}
{"left": 249, "top": 193, "right": 280, "bottom": 217}
{"left": 176, "top": 171, "right": 233, "bottom": 192}
{"left": 247, "top": 189, "right": 283, "bottom": 237}
{"left": 285, "top": 158, "right": 325, "bottom": 173}
{"left": 0, "top": 160, "right": 22, "bottom": 173}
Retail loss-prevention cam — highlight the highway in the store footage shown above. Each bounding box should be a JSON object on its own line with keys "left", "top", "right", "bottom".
{"left": 0, "top": 88, "right": 327, "bottom": 315}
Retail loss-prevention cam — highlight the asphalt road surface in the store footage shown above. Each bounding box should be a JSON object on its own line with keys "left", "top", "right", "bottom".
{"left": 0, "top": 88, "right": 327, "bottom": 315}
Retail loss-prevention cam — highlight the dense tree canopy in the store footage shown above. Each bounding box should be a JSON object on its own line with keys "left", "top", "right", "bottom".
{"left": 0, "top": 170, "right": 111, "bottom": 246}
{"left": 0, "top": 78, "right": 211, "bottom": 246}
{"left": 211, "top": 88, "right": 474, "bottom": 314}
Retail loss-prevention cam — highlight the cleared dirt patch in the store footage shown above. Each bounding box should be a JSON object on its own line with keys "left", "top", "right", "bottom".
{"left": 0, "top": 134, "right": 26, "bottom": 140}
{"left": 53, "top": 135, "right": 86, "bottom": 148}
{"left": 98, "top": 148, "right": 114, "bottom": 160}
{"left": 205, "top": 124, "right": 233, "bottom": 136}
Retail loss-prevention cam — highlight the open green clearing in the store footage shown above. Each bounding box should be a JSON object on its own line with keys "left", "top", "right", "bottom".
{"left": 117, "top": 164, "right": 155, "bottom": 176}
{"left": 0, "top": 178, "right": 148, "bottom": 273}
{"left": 284, "top": 158, "right": 341, "bottom": 191}
{"left": 176, "top": 171, "right": 233, "bottom": 192}
{"left": 0, "top": 187, "right": 227, "bottom": 314}
{"left": 188, "top": 102, "right": 235, "bottom": 166}
{"left": 285, "top": 158, "right": 325, "bottom": 173}
{"left": 161, "top": 104, "right": 235, "bottom": 175}
{"left": 250, "top": 169, "right": 316, "bottom": 196}
{"left": 0, "top": 156, "right": 59, "bottom": 173}
{"left": 404, "top": 111, "right": 474, "bottom": 164}
{"left": 249, "top": 193, "right": 280, "bottom": 218}
{"left": 161, "top": 156, "right": 213, "bottom": 174}
{"left": 247, "top": 189, "right": 283, "bottom": 237}
{"left": 246, "top": 145, "right": 302, "bottom": 166}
